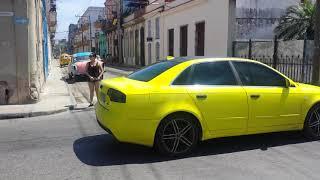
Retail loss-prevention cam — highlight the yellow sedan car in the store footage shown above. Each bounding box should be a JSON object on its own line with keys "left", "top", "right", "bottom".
{"left": 96, "top": 57, "right": 320, "bottom": 156}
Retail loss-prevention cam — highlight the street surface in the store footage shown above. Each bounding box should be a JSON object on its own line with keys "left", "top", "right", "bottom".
{"left": 1, "top": 68, "right": 320, "bottom": 180}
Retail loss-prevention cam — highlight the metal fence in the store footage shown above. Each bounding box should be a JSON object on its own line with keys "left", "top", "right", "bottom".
{"left": 232, "top": 38, "right": 314, "bottom": 84}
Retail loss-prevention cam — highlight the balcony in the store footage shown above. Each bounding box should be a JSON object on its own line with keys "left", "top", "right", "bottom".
{"left": 94, "top": 21, "right": 103, "bottom": 29}
{"left": 49, "top": 26, "right": 56, "bottom": 33}
{"left": 80, "top": 23, "right": 89, "bottom": 31}
{"left": 48, "top": 11, "right": 57, "bottom": 27}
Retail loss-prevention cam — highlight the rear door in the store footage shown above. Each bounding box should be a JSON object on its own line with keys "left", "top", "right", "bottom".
{"left": 172, "top": 61, "right": 249, "bottom": 136}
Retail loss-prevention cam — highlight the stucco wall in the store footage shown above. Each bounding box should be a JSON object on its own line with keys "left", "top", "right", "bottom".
{"left": 0, "top": 0, "right": 17, "bottom": 104}
{"left": 145, "top": 0, "right": 235, "bottom": 65}
{"left": 0, "top": 0, "right": 48, "bottom": 104}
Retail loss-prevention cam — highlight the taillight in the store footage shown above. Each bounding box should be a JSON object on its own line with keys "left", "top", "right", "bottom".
{"left": 107, "top": 88, "right": 126, "bottom": 103}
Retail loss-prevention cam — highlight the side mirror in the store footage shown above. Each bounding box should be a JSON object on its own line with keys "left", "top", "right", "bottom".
{"left": 285, "top": 79, "right": 296, "bottom": 88}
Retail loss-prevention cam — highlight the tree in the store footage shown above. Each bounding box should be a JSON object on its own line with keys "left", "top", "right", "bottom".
{"left": 274, "top": 0, "right": 315, "bottom": 40}
{"left": 312, "top": 0, "right": 320, "bottom": 84}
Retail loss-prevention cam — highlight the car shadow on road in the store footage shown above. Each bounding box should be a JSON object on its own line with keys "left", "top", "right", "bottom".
{"left": 73, "top": 131, "right": 315, "bottom": 167}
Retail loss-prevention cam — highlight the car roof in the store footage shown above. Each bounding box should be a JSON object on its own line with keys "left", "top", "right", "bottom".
{"left": 73, "top": 52, "right": 91, "bottom": 57}
{"left": 168, "top": 56, "right": 255, "bottom": 64}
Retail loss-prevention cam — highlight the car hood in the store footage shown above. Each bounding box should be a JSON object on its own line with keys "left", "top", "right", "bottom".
{"left": 100, "top": 77, "right": 150, "bottom": 95}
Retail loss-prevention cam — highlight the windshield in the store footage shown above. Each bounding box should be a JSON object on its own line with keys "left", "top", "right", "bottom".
{"left": 73, "top": 56, "right": 90, "bottom": 62}
{"left": 128, "top": 60, "right": 181, "bottom": 82}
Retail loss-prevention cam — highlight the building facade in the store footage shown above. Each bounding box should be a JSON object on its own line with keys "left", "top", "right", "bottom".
{"left": 67, "top": 24, "right": 78, "bottom": 54}
{"left": 121, "top": 0, "right": 236, "bottom": 66}
{"left": 236, "top": 0, "right": 304, "bottom": 39}
{"left": 0, "top": 0, "right": 56, "bottom": 104}
{"left": 73, "top": 7, "right": 105, "bottom": 53}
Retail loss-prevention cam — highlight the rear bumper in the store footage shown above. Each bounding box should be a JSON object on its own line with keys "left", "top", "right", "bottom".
{"left": 96, "top": 117, "right": 118, "bottom": 141}
{"left": 95, "top": 101, "right": 157, "bottom": 147}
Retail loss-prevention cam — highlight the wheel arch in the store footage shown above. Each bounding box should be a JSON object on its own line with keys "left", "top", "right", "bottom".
{"left": 304, "top": 100, "right": 320, "bottom": 123}
{"left": 154, "top": 110, "right": 207, "bottom": 145}
{"left": 303, "top": 96, "right": 320, "bottom": 123}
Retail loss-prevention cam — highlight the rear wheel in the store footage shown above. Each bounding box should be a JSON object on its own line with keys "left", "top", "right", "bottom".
{"left": 155, "top": 114, "right": 200, "bottom": 156}
{"left": 303, "top": 104, "right": 320, "bottom": 140}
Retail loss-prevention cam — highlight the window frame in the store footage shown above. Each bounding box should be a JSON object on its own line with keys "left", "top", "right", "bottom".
{"left": 230, "top": 61, "right": 289, "bottom": 87}
{"left": 155, "top": 17, "right": 160, "bottom": 39}
{"left": 171, "top": 61, "right": 241, "bottom": 86}
{"left": 168, "top": 28, "right": 174, "bottom": 56}
{"left": 195, "top": 21, "right": 205, "bottom": 56}
{"left": 180, "top": 25, "right": 188, "bottom": 57}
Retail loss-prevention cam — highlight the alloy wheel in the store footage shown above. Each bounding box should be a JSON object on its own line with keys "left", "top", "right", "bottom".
{"left": 161, "top": 118, "right": 196, "bottom": 154}
{"left": 308, "top": 107, "right": 320, "bottom": 137}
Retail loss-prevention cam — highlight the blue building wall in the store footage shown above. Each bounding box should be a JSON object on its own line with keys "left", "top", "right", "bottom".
{"left": 41, "top": 0, "right": 49, "bottom": 78}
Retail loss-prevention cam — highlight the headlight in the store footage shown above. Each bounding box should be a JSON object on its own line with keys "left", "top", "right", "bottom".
{"left": 107, "top": 88, "right": 126, "bottom": 103}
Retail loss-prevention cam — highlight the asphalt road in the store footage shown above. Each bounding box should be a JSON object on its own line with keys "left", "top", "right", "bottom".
{"left": 1, "top": 67, "right": 320, "bottom": 180}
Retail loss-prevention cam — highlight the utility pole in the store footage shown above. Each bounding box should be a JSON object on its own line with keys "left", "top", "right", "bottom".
{"left": 117, "top": 0, "right": 123, "bottom": 63}
{"left": 312, "top": 0, "right": 320, "bottom": 85}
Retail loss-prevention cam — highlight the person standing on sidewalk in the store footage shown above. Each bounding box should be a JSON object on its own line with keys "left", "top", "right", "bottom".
{"left": 85, "top": 53, "right": 104, "bottom": 107}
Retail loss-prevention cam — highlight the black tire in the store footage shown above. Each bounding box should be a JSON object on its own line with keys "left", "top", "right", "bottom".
{"left": 68, "top": 73, "right": 73, "bottom": 80}
{"left": 154, "top": 113, "right": 200, "bottom": 157}
{"left": 303, "top": 103, "right": 320, "bottom": 140}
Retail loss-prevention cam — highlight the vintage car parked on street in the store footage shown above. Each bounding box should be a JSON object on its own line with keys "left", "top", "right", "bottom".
{"left": 68, "top": 52, "right": 105, "bottom": 81}
{"left": 96, "top": 57, "right": 320, "bottom": 156}
{"left": 68, "top": 52, "right": 91, "bottom": 80}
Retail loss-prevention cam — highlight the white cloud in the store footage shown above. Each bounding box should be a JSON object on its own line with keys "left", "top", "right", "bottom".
{"left": 55, "top": 0, "right": 105, "bottom": 40}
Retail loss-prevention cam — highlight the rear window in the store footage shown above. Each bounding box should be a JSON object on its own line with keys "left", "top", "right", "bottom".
{"left": 73, "top": 56, "right": 90, "bottom": 62}
{"left": 128, "top": 61, "right": 181, "bottom": 82}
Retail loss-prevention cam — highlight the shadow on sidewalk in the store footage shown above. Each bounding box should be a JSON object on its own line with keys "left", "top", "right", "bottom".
{"left": 60, "top": 76, "right": 88, "bottom": 84}
{"left": 73, "top": 131, "right": 313, "bottom": 167}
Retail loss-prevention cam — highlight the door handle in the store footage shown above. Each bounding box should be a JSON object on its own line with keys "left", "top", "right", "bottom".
{"left": 250, "top": 94, "right": 260, "bottom": 99}
{"left": 196, "top": 95, "right": 207, "bottom": 100}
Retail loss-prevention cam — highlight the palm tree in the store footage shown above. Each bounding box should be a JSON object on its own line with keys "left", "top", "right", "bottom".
{"left": 274, "top": 0, "right": 315, "bottom": 40}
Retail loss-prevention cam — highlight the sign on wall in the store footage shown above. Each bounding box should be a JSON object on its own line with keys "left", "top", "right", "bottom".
{"left": 0, "top": 12, "right": 14, "bottom": 17}
{"left": 14, "top": 17, "right": 29, "bottom": 25}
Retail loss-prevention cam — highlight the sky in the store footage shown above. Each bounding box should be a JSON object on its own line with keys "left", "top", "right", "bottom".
{"left": 55, "top": 0, "right": 105, "bottom": 40}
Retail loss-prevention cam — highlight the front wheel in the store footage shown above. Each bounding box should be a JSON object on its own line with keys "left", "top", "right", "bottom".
{"left": 303, "top": 104, "right": 320, "bottom": 140}
{"left": 154, "top": 114, "right": 200, "bottom": 157}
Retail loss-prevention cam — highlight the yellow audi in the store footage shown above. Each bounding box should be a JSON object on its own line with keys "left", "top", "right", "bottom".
{"left": 96, "top": 57, "right": 320, "bottom": 156}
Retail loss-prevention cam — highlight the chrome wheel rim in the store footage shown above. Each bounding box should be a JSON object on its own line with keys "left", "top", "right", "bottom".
{"left": 161, "top": 118, "right": 195, "bottom": 154}
{"left": 308, "top": 107, "right": 320, "bottom": 136}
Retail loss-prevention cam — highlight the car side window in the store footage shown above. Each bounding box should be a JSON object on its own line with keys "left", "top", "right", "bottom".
{"left": 191, "top": 62, "right": 237, "bottom": 85}
{"left": 233, "top": 61, "right": 286, "bottom": 87}
{"left": 173, "top": 61, "right": 237, "bottom": 86}
{"left": 172, "top": 66, "right": 193, "bottom": 85}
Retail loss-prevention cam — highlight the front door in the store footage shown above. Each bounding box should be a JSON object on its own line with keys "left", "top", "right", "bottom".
{"left": 232, "top": 61, "right": 302, "bottom": 130}
{"left": 173, "top": 61, "right": 249, "bottom": 135}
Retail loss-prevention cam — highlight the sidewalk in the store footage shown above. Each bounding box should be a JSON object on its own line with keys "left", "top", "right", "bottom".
{"left": 0, "top": 60, "right": 75, "bottom": 120}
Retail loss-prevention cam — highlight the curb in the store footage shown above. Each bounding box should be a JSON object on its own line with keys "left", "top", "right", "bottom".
{"left": 0, "top": 107, "right": 69, "bottom": 120}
